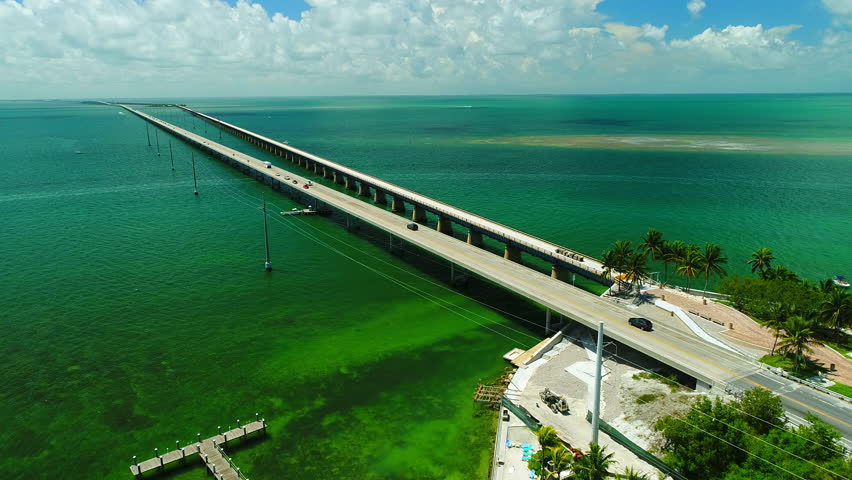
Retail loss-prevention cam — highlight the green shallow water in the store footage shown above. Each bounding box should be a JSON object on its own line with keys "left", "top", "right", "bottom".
{"left": 1, "top": 95, "right": 851, "bottom": 479}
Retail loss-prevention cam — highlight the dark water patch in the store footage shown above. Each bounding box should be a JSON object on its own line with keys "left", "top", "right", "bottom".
{"left": 561, "top": 117, "right": 633, "bottom": 127}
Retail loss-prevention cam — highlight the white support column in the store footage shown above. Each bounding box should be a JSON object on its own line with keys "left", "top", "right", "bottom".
{"left": 592, "top": 321, "right": 604, "bottom": 445}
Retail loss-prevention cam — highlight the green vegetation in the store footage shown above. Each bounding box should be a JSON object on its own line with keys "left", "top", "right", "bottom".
{"left": 655, "top": 388, "right": 852, "bottom": 479}
{"left": 603, "top": 229, "right": 728, "bottom": 295}
{"left": 632, "top": 371, "right": 681, "bottom": 392}
{"left": 759, "top": 354, "right": 828, "bottom": 380}
{"left": 636, "top": 393, "right": 664, "bottom": 404}
{"left": 719, "top": 248, "right": 851, "bottom": 377}
{"left": 827, "top": 383, "right": 852, "bottom": 398}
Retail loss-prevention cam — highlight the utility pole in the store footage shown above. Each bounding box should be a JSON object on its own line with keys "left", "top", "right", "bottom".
{"left": 154, "top": 129, "right": 161, "bottom": 156}
{"left": 168, "top": 140, "right": 175, "bottom": 171}
{"left": 191, "top": 152, "right": 198, "bottom": 195}
{"left": 145, "top": 124, "right": 151, "bottom": 147}
{"left": 592, "top": 321, "right": 604, "bottom": 444}
{"left": 262, "top": 193, "right": 272, "bottom": 271}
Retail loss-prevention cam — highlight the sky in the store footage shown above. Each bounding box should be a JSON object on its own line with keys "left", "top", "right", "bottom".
{"left": 1, "top": 0, "right": 850, "bottom": 99}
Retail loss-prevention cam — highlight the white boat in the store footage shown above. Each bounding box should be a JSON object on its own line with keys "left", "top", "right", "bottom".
{"left": 833, "top": 276, "right": 850, "bottom": 288}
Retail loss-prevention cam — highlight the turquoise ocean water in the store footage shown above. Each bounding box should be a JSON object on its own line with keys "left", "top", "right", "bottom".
{"left": 1, "top": 95, "right": 850, "bottom": 479}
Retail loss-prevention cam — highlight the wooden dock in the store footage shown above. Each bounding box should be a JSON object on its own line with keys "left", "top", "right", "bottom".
{"left": 130, "top": 417, "right": 266, "bottom": 478}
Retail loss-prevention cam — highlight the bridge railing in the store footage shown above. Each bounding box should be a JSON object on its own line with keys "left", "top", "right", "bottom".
{"left": 213, "top": 443, "right": 250, "bottom": 480}
{"left": 177, "top": 106, "right": 611, "bottom": 273}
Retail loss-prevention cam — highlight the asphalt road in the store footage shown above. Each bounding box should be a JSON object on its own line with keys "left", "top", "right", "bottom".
{"left": 124, "top": 105, "right": 852, "bottom": 448}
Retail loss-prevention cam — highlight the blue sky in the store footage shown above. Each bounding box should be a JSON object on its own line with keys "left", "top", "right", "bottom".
{"left": 1, "top": 0, "right": 850, "bottom": 98}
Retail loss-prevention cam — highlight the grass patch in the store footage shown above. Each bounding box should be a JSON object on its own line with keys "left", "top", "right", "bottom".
{"left": 632, "top": 372, "right": 681, "bottom": 392}
{"left": 828, "top": 383, "right": 852, "bottom": 399}
{"left": 820, "top": 334, "right": 852, "bottom": 356}
{"left": 636, "top": 393, "right": 665, "bottom": 405}
{"left": 759, "top": 354, "right": 829, "bottom": 380}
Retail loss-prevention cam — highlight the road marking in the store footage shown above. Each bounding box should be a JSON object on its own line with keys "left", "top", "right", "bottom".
{"left": 134, "top": 106, "right": 851, "bottom": 431}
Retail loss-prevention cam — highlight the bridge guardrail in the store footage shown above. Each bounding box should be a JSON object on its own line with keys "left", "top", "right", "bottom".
{"left": 178, "top": 106, "right": 612, "bottom": 276}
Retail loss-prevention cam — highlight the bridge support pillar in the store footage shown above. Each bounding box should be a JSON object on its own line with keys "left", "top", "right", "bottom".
{"left": 545, "top": 308, "right": 551, "bottom": 335}
{"left": 323, "top": 167, "right": 333, "bottom": 179}
{"left": 373, "top": 189, "right": 387, "bottom": 205}
{"left": 357, "top": 182, "right": 371, "bottom": 197}
{"left": 345, "top": 176, "right": 357, "bottom": 191}
{"left": 466, "top": 230, "right": 483, "bottom": 248}
{"left": 551, "top": 264, "right": 572, "bottom": 282}
{"left": 504, "top": 244, "right": 522, "bottom": 264}
{"left": 437, "top": 216, "right": 453, "bottom": 235}
{"left": 313, "top": 162, "right": 321, "bottom": 174}
{"left": 411, "top": 205, "right": 427, "bottom": 223}
{"left": 333, "top": 171, "right": 345, "bottom": 185}
{"left": 391, "top": 196, "right": 406, "bottom": 213}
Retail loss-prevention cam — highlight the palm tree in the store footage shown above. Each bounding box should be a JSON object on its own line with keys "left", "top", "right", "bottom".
{"left": 535, "top": 426, "right": 561, "bottom": 479}
{"left": 573, "top": 442, "right": 616, "bottom": 480}
{"left": 543, "top": 445, "right": 574, "bottom": 479}
{"left": 819, "top": 289, "right": 852, "bottom": 335}
{"left": 623, "top": 251, "right": 649, "bottom": 294}
{"left": 777, "top": 316, "right": 817, "bottom": 372}
{"left": 600, "top": 249, "right": 620, "bottom": 290}
{"left": 616, "top": 467, "right": 649, "bottom": 480}
{"left": 748, "top": 247, "right": 774, "bottom": 278}
{"left": 819, "top": 278, "right": 837, "bottom": 293}
{"left": 700, "top": 243, "right": 728, "bottom": 297}
{"left": 765, "top": 302, "right": 787, "bottom": 355}
{"left": 676, "top": 246, "right": 703, "bottom": 293}
{"left": 610, "top": 240, "right": 633, "bottom": 292}
{"left": 763, "top": 265, "right": 798, "bottom": 283}
{"left": 662, "top": 240, "right": 686, "bottom": 286}
{"left": 639, "top": 228, "right": 664, "bottom": 262}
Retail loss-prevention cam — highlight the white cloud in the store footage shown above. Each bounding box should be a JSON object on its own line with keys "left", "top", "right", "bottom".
{"left": 669, "top": 24, "right": 806, "bottom": 69}
{"left": 0, "top": 0, "right": 846, "bottom": 97}
{"left": 823, "top": 0, "right": 852, "bottom": 25}
{"left": 687, "top": 0, "right": 706, "bottom": 17}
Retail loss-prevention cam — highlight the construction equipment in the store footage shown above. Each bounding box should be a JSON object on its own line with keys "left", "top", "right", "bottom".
{"left": 539, "top": 387, "right": 570, "bottom": 414}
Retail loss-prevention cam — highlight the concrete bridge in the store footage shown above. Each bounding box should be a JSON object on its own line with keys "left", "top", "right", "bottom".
{"left": 120, "top": 104, "right": 852, "bottom": 444}
{"left": 177, "top": 105, "right": 605, "bottom": 285}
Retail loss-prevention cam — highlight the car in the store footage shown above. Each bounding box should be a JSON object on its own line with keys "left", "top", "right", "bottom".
{"left": 275, "top": 173, "right": 280, "bottom": 176}
{"left": 406, "top": 223, "right": 418, "bottom": 231}
{"left": 303, "top": 184, "right": 309, "bottom": 189}
{"left": 292, "top": 179, "right": 298, "bottom": 184}
{"left": 628, "top": 317, "right": 653, "bottom": 331}
{"left": 307, "top": 181, "right": 313, "bottom": 186}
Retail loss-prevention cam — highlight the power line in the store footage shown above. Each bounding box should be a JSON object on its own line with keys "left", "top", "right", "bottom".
{"left": 688, "top": 405, "right": 849, "bottom": 479}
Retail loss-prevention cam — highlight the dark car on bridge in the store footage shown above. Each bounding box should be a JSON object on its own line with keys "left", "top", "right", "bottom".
{"left": 407, "top": 223, "right": 418, "bottom": 231}
{"left": 628, "top": 317, "right": 653, "bottom": 331}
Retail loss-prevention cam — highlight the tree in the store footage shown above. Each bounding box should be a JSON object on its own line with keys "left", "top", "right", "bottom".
{"left": 819, "top": 278, "right": 837, "bottom": 293}
{"left": 764, "top": 302, "right": 787, "bottom": 355}
{"left": 543, "top": 445, "right": 574, "bottom": 479}
{"left": 700, "top": 243, "right": 728, "bottom": 296}
{"left": 616, "top": 467, "right": 648, "bottom": 480}
{"left": 763, "top": 265, "right": 798, "bottom": 282}
{"left": 663, "top": 240, "right": 687, "bottom": 286}
{"left": 655, "top": 396, "right": 749, "bottom": 478}
{"left": 819, "top": 289, "right": 852, "bottom": 334}
{"left": 536, "top": 425, "right": 561, "bottom": 478}
{"left": 600, "top": 249, "right": 620, "bottom": 286}
{"left": 776, "top": 316, "right": 816, "bottom": 372}
{"left": 747, "top": 248, "right": 774, "bottom": 278}
{"left": 677, "top": 246, "right": 703, "bottom": 293}
{"left": 623, "top": 251, "right": 649, "bottom": 294}
{"left": 573, "top": 442, "right": 616, "bottom": 480}
{"left": 639, "top": 228, "right": 664, "bottom": 263}
{"left": 738, "top": 388, "right": 785, "bottom": 435}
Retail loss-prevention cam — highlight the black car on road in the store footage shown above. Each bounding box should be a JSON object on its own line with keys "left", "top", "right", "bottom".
{"left": 628, "top": 317, "right": 653, "bottom": 331}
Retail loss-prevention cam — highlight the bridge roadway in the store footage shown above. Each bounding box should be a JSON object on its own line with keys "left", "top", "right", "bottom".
{"left": 178, "top": 105, "right": 607, "bottom": 283}
{"left": 122, "top": 105, "right": 852, "bottom": 446}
